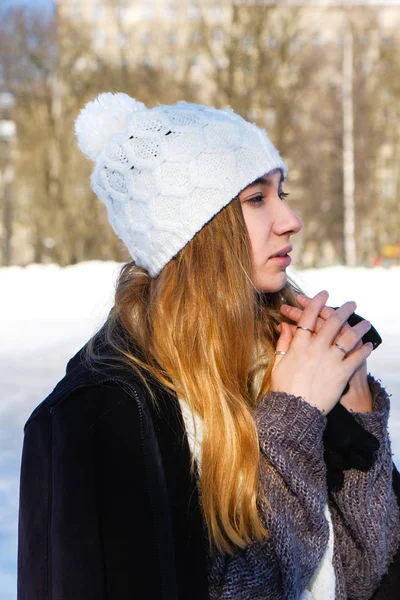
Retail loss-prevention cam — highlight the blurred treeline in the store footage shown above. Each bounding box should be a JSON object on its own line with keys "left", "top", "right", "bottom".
{"left": 0, "top": 0, "right": 399, "bottom": 268}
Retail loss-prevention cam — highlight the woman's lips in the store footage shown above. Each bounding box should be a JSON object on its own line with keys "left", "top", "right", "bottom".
{"left": 268, "top": 254, "right": 291, "bottom": 267}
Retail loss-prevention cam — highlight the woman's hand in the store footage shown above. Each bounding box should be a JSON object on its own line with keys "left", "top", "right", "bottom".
{"left": 271, "top": 290, "right": 373, "bottom": 415}
{"left": 279, "top": 294, "right": 373, "bottom": 413}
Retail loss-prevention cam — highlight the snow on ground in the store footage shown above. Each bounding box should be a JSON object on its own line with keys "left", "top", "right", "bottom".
{"left": 1, "top": 261, "right": 399, "bottom": 599}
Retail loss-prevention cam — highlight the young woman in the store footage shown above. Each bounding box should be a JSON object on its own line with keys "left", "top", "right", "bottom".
{"left": 18, "top": 94, "right": 400, "bottom": 600}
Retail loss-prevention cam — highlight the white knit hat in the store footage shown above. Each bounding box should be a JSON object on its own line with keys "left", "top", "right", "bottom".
{"left": 75, "top": 93, "right": 287, "bottom": 277}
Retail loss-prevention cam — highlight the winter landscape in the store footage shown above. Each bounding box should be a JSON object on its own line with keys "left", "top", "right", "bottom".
{"left": 1, "top": 261, "right": 399, "bottom": 599}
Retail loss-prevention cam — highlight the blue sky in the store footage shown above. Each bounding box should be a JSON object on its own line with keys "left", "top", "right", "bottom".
{"left": 4, "top": 0, "right": 54, "bottom": 9}
{"left": 2, "top": 0, "right": 54, "bottom": 19}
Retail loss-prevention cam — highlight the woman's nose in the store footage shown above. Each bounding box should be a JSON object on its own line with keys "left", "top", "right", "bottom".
{"left": 273, "top": 200, "right": 303, "bottom": 235}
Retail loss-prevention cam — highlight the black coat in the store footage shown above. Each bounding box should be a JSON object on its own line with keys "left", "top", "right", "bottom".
{"left": 17, "top": 345, "right": 209, "bottom": 600}
{"left": 18, "top": 342, "right": 400, "bottom": 600}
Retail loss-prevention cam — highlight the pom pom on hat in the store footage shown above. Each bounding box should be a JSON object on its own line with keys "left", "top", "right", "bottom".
{"left": 75, "top": 92, "right": 146, "bottom": 161}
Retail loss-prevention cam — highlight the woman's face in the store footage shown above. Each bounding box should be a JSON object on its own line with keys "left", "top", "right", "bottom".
{"left": 239, "top": 168, "right": 303, "bottom": 292}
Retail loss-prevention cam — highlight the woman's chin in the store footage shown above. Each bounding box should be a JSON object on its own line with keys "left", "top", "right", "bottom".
{"left": 253, "top": 271, "right": 287, "bottom": 293}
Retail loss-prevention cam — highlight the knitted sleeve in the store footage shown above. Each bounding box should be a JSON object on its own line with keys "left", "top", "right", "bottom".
{"left": 208, "top": 392, "right": 330, "bottom": 600}
{"left": 329, "top": 375, "right": 400, "bottom": 600}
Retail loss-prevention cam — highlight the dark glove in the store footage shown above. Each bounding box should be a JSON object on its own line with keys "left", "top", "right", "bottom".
{"left": 324, "top": 311, "right": 382, "bottom": 492}
{"left": 323, "top": 402, "right": 380, "bottom": 492}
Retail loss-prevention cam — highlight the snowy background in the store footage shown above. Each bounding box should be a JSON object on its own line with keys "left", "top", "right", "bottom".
{"left": 1, "top": 261, "right": 399, "bottom": 599}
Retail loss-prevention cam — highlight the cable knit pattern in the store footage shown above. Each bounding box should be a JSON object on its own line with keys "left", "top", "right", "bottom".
{"left": 75, "top": 94, "right": 287, "bottom": 276}
{"left": 208, "top": 379, "right": 400, "bottom": 600}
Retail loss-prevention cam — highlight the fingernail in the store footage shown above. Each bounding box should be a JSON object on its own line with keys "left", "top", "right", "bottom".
{"left": 280, "top": 304, "right": 289, "bottom": 312}
{"left": 297, "top": 294, "right": 308, "bottom": 301}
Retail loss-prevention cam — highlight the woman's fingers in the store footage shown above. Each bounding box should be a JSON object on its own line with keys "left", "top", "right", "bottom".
{"left": 272, "top": 290, "right": 373, "bottom": 414}
{"left": 315, "top": 301, "right": 357, "bottom": 347}
{"left": 291, "top": 290, "right": 329, "bottom": 346}
{"left": 273, "top": 322, "right": 293, "bottom": 368}
{"left": 296, "top": 295, "right": 352, "bottom": 333}
{"left": 339, "top": 339, "right": 373, "bottom": 374}
{"left": 279, "top": 297, "right": 367, "bottom": 360}
{"left": 290, "top": 298, "right": 356, "bottom": 349}
{"left": 333, "top": 319, "right": 372, "bottom": 356}
{"left": 283, "top": 295, "right": 333, "bottom": 322}
{"left": 291, "top": 293, "right": 370, "bottom": 356}
{"left": 281, "top": 304, "right": 326, "bottom": 333}
{"left": 281, "top": 299, "right": 351, "bottom": 336}
{"left": 296, "top": 294, "right": 337, "bottom": 322}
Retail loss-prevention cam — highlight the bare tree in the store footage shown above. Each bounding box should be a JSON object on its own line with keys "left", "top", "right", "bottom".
{"left": 1, "top": 0, "right": 399, "bottom": 268}
{"left": 0, "top": 1, "right": 185, "bottom": 265}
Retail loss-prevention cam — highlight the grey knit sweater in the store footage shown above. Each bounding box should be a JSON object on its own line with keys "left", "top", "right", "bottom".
{"left": 208, "top": 376, "right": 400, "bottom": 600}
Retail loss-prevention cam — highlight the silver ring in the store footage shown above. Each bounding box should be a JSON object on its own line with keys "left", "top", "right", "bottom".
{"left": 335, "top": 343, "right": 348, "bottom": 355}
{"left": 274, "top": 351, "right": 286, "bottom": 356}
{"left": 296, "top": 326, "right": 314, "bottom": 333}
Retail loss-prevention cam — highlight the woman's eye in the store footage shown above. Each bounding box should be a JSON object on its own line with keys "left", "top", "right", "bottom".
{"left": 246, "top": 190, "right": 289, "bottom": 205}
{"left": 247, "top": 194, "right": 264, "bottom": 205}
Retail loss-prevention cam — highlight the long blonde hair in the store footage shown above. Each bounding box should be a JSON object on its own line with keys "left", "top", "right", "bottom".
{"left": 85, "top": 197, "right": 302, "bottom": 552}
